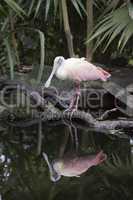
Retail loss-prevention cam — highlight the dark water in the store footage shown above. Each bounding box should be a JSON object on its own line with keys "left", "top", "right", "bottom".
{"left": 0, "top": 121, "right": 133, "bottom": 200}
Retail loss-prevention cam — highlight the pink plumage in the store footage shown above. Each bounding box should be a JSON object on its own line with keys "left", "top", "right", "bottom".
{"left": 56, "top": 58, "right": 111, "bottom": 82}
{"left": 53, "top": 150, "right": 107, "bottom": 177}
{"left": 45, "top": 57, "right": 111, "bottom": 111}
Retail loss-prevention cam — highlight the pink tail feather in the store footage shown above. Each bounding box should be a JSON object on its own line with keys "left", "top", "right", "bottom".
{"left": 97, "top": 67, "right": 111, "bottom": 81}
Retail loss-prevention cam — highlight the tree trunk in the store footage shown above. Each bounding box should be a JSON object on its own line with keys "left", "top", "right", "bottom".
{"left": 61, "top": 0, "right": 75, "bottom": 57}
{"left": 86, "top": 0, "right": 93, "bottom": 61}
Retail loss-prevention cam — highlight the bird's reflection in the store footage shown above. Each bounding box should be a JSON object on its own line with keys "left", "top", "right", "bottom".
{"left": 43, "top": 122, "right": 107, "bottom": 182}
{"left": 63, "top": 119, "right": 79, "bottom": 152}
{"left": 43, "top": 150, "right": 107, "bottom": 182}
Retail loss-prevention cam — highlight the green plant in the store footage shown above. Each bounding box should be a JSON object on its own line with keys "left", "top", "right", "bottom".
{"left": 0, "top": 0, "right": 26, "bottom": 79}
{"left": 27, "top": 0, "right": 86, "bottom": 57}
{"left": 0, "top": 1, "right": 45, "bottom": 83}
{"left": 87, "top": 2, "right": 133, "bottom": 53}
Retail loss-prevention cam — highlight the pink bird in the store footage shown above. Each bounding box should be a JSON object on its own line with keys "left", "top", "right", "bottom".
{"left": 43, "top": 150, "right": 107, "bottom": 182}
{"left": 45, "top": 57, "right": 111, "bottom": 110}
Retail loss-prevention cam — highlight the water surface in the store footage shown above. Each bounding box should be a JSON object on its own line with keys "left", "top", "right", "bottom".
{"left": 0, "top": 122, "right": 133, "bottom": 200}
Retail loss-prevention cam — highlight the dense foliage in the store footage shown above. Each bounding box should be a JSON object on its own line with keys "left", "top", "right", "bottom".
{"left": 0, "top": 0, "right": 133, "bottom": 82}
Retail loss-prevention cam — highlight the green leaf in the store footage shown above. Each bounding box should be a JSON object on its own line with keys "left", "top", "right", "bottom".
{"left": 76, "top": 0, "right": 87, "bottom": 15}
{"left": 28, "top": 0, "right": 36, "bottom": 16}
{"left": 44, "top": 0, "right": 86, "bottom": 21}
{"left": 103, "top": 24, "right": 127, "bottom": 51}
{"left": 0, "top": 5, "right": 6, "bottom": 16}
{"left": 36, "top": 29, "right": 45, "bottom": 84}
{"left": 54, "top": 0, "right": 59, "bottom": 15}
{"left": 70, "top": 0, "right": 83, "bottom": 18}
{"left": 4, "top": 38, "right": 14, "bottom": 80}
{"left": 93, "top": 0, "right": 102, "bottom": 10}
{"left": 45, "top": 0, "right": 51, "bottom": 20}
{"left": 1, "top": 17, "right": 9, "bottom": 31}
{"left": 34, "top": 0, "right": 43, "bottom": 18}
{"left": 119, "top": 22, "right": 133, "bottom": 51}
{"left": 87, "top": 20, "right": 113, "bottom": 43}
{"left": 92, "top": 26, "right": 117, "bottom": 52}
{"left": 3, "top": 0, "right": 26, "bottom": 18}
{"left": 128, "top": 0, "right": 133, "bottom": 20}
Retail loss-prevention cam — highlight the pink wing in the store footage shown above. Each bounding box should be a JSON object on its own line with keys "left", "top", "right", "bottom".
{"left": 97, "top": 67, "right": 111, "bottom": 79}
{"left": 64, "top": 60, "right": 111, "bottom": 82}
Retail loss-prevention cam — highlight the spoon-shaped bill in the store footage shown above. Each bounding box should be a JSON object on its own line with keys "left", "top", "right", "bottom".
{"left": 45, "top": 69, "right": 55, "bottom": 88}
{"left": 42, "top": 152, "right": 61, "bottom": 182}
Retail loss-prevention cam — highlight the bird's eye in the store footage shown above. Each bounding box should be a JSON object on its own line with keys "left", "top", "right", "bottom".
{"left": 57, "top": 58, "right": 63, "bottom": 65}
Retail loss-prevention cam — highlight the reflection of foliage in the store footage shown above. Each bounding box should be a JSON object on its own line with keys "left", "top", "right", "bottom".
{"left": 95, "top": 154, "right": 133, "bottom": 199}
{"left": 0, "top": 125, "right": 133, "bottom": 200}
{"left": 1, "top": 142, "right": 50, "bottom": 199}
{"left": 102, "top": 153, "right": 133, "bottom": 177}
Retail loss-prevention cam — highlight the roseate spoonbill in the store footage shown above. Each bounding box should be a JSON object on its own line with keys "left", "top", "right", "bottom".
{"left": 45, "top": 57, "right": 111, "bottom": 110}
{"left": 43, "top": 150, "right": 107, "bottom": 182}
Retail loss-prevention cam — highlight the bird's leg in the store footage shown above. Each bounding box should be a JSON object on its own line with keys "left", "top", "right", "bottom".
{"left": 71, "top": 123, "right": 79, "bottom": 152}
{"left": 65, "top": 120, "right": 79, "bottom": 152}
{"left": 69, "top": 94, "right": 77, "bottom": 110}
{"left": 63, "top": 82, "right": 80, "bottom": 118}
{"left": 62, "top": 119, "right": 77, "bottom": 151}
{"left": 63, "top": 92, "right": 77, "bottom": 114}
{"left": 72, "top": 81, "right": 81, "bottom": 110}
{"left": 69, "top": 82, "right": 81, "bottom": 120}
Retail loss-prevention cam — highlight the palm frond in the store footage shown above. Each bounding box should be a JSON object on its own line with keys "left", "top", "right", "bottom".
{"left": 87, "top": 6, "right": 133, "bottom": 52}
{"left": 70, "top": 0, "right": 86, "bottom": 18}
{"left": 118, "top": 21, "right": 133, "bottom": 51}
